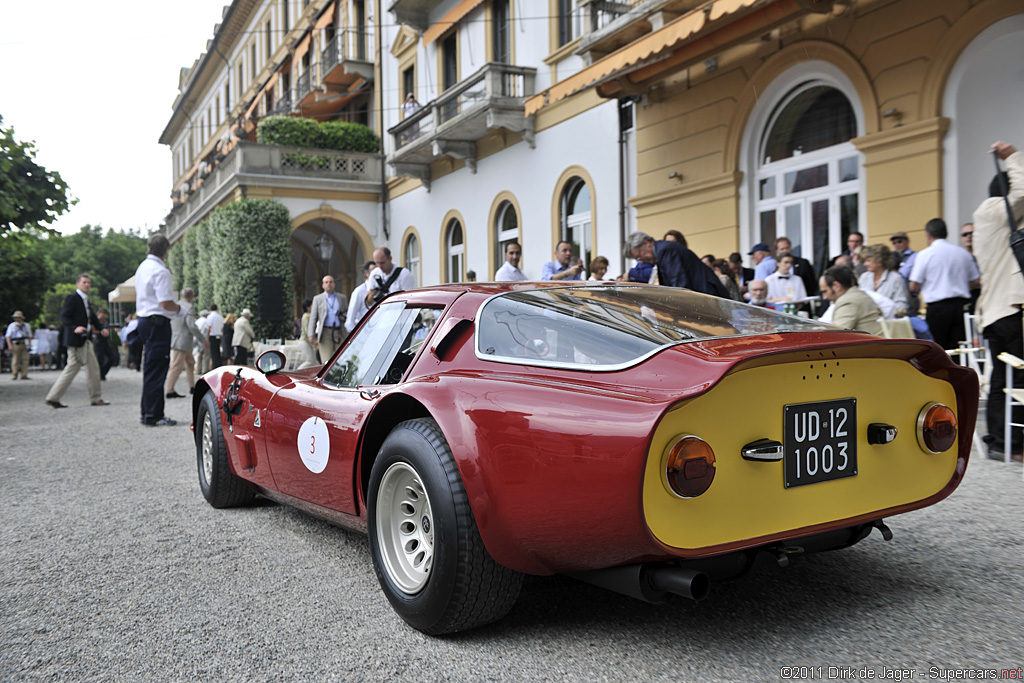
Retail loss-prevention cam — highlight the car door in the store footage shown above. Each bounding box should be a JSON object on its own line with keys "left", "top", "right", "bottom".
{"left": 263, "top": 302, "right": 439, "bottom": 514}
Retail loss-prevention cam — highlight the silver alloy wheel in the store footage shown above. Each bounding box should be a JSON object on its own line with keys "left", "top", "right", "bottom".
{"left": 376, "top": 461, "right": 434, "bottom": 594}
{"left": 202, "top": 411, "right": 214, "bottom": 486}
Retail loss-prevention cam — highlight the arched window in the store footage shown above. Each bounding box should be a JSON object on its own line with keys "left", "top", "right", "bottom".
{"left": 404, "top": 233, "right": 420, "bottom": 286}
{"left": 446, "top": 219, "right": 464, "bottom": 283}
{"left": 756, "top": 83, "right": 860, "bottom": 276}
{"left": 560, "top": 178, "right": 591, "bottom": 271}
{"left": 494, "top": 200, "right": 518, "bottom": 270}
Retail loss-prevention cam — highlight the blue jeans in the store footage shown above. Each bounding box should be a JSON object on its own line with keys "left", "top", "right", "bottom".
{"left": 139, "top": 316, "right": 172, "bottom": 423}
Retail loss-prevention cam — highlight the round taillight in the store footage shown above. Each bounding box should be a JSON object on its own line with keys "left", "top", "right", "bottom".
{"left": 664, "top": 436, "right": 716, "bottom": 498}
{"left": 917, "top": 402, "right": 958, "bottom": 454}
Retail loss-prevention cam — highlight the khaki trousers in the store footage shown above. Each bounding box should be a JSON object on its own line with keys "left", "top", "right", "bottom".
{"left": 317, "top": 327, "right": 342, "bottom": 364}
{"left": 46, "top": 342, "right": 101, "bottom": 402}
{"left": 194, "top": 346, "right": 210, "bottom": 375}
{"left": 10, "top": 344, "right": 29, "bottom": 379}
{"left": 166, "top": 349, "right": 195, "bottom": 394}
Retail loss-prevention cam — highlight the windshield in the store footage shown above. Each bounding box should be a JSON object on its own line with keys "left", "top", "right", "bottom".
{"left": 475, "top": 285, "right": 837, "bottom": 371}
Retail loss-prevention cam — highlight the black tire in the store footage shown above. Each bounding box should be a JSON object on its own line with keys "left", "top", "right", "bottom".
{"left": 367, "top": 418, "right": 523, "bottom": 635}
{"left": 196, "top": 391, "right": 255, "bottom": 508}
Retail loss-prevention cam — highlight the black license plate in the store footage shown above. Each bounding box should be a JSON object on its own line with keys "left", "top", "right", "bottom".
{"left": 784, "top": 398, "right": 857, "bottom": 488}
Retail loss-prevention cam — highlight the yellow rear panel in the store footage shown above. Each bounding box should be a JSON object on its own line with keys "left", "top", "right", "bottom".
{"left": 642, "top": 356, "right": 959, "bottom": 552}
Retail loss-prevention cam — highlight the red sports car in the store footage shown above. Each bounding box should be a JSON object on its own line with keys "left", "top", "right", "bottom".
{"left": 192, "top": 283, "right": 976, "bottom": 634}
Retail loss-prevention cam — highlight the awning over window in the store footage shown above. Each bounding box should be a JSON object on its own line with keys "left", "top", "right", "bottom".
{"left": 525, "top": 0, "right": 819, "bottom": 116}
{"left": 422, "top": 0, "right": 486, "bottom": 45}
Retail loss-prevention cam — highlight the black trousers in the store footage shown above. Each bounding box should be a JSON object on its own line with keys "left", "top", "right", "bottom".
{"left": 209, "top": 335, "right": 222, "bottom": 368}
{"left": 983, "top": 311, "right": 1024, "bottom": 451}
{"left": 139, "top": 316, "right": 172, "bottom": 424}
{"left": 234, "top": 346, "right": 250, "bottom": 366}
{"left": 924, "top": 297, "right": 970, "bottom": 351}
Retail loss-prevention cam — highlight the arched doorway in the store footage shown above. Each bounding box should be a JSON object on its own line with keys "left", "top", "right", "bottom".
{"left": 290, "top": 209, "right": 373, "bottom": 324}
{"left": 941, "top": 14, "right": 1024, "bottom": 226}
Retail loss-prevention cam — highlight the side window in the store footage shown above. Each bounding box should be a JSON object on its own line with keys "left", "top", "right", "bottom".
{"left": 322, "top": 304, "right": 439, "bottom": 388}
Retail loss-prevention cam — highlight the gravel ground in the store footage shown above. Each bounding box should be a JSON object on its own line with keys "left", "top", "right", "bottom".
{"left": 1, "top": 365, "right": 1022, "bottom": 682}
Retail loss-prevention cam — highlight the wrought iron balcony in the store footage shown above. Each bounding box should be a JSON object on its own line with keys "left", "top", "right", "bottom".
{"left": 388, "top": 62, "right": 536, "bottom": 186}
{"left": 577, "top": 0, "right": 698, "bottom": 60}
{"left": 296, "top": 63, "right": 318, "bottom": 103}
{"left": 164, "top": 141, "right": 382, "bottom": 242}
{"left": 267, "top": 92, "right": 294, "bottom": 117}
{"left": 322, "top": 29, "right": 375, "bottom": 86}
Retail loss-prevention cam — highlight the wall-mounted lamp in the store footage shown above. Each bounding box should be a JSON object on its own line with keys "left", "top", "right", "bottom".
{"left": 704, "top": 57, "right": 718, "bottom": 74}
{"left": 881, "top": 107, "right": 903, "bottom": 126}
{"left": 668, "top": 171, "right": 683, "bottom": 182}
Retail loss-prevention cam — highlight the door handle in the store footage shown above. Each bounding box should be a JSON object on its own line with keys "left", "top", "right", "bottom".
{"left": 359, "top": 388, "right": 380, "bottom": 400}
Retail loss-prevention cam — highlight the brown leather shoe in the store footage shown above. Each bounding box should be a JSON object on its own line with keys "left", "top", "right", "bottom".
{"left": 91, "top": 400, "right": 111, "bottom": 406}
{"left": 45, "top": 400, "right": 67, "bottom": 409}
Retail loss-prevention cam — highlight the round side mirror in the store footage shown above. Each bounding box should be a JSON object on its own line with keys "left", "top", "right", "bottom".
{"left": 256, "top": 349, "right": 287, "bottom": 375}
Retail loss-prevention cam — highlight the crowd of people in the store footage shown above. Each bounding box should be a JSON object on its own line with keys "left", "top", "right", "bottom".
{"left": 5, "top": 142, "right": 1019, "bottom": 454}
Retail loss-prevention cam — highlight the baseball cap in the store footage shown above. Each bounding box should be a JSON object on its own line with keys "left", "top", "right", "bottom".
{"left": 747, "top": 242, "right": 770, "bottom": 255}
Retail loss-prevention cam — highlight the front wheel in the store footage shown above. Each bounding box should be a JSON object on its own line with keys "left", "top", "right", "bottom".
{"left": 196, "top": 391, "right": 255, "bottom": 508}
{"left": 367, "top": 418, "right": 523, "bottom": 635}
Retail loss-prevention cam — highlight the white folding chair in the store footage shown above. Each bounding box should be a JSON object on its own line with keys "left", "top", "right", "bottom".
{"left": 877, "top": 317, "right": 914, "bottom": 339}
{"left": 961, "top": 313, "right": 991, "bottom": 392}
{"left": 996, "top": 352, "right": 1024, "bottom": 472}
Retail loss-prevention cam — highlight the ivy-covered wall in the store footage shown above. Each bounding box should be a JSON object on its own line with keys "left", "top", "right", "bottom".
{"left": 209, "top": 199, "right": 295, "bottom": 341}
{"left": 168, "top": 199, "right": 295, "bottom": 341}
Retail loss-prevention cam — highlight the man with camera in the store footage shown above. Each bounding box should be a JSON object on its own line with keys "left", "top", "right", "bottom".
{"left": 44, "top": 273, "right": 109, "bottom": 408}
{"left": 6, "top": 311, "right": 32, "bottom": 380}
{"left": 364, "top": 246, "right": 415, "bottom": 307}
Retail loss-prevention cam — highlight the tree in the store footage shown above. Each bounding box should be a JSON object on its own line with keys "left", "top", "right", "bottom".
{"left": 0, "top": 234, "right": 49, "bottom": 325}
{"left": 0, "top": 115, "right": 75, "bottom": 236}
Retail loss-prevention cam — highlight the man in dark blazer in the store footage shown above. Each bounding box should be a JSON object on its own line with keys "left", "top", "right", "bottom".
{"left": 625, "top": 232, "right": 730, "bottom": 298}
{"left": 45, "top": 273, "right": 109, "bottom": 408}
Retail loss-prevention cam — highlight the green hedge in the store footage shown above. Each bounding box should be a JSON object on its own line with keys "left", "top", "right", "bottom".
{"left": 258, "top": 115, "right": 380, "bottom": 153}
{"left": 168, "top": 239, "right": 185, "bottom": 292}
{"left": 208, "top": 199, "right": 295, "bottom": 341}
{"left": 194, "top": 221, "right": 215, "bottom": 310}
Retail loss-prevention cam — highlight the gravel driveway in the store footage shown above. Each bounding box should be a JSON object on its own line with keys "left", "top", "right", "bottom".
{"left": 2, "top": 366, "right": 1022, "bottom": 682}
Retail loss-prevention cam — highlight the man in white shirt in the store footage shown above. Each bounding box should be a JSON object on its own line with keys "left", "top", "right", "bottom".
{"left": 194, "top": 309, "right": 210, "bottom": 375}
{"left": 345, "top": 261, "right": 376, "bottom": 333}
{"left": 364, "top": 246, "right": 416, "bottom": 306}
{"left": 764, "top": 254, "right": 807, "bottom": 304}
{"left": 495, "top": 241, "right": 527, "bottom": 281}
{"left": 909, "top": 218, "right": 981, "bottom": 350}
{"left": 134, "top": 234, "right": 184, "bottom": 427}
{"left": 206, "top": 304, "right": 225, "bottom": 368}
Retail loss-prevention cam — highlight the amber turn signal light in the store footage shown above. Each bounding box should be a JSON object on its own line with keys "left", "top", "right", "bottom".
{"left": 917, "top": 402, "right": 957, "bottom": 454}
{"left": 664, "top": 436, "right": 716, "bottom": 498}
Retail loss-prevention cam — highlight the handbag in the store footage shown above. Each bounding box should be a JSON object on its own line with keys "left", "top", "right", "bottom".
{"left": 992, "top": 150, "right": 1024, "bottom": 273}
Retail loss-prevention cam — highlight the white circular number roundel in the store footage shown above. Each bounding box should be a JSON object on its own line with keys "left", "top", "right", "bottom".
{"left": 297, "top": 416, "right": 330, "bottom": 474}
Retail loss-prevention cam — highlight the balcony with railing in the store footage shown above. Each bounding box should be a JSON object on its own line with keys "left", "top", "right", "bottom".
{"left": 321, "top": 29, "right": 375, "bottom": 86}
{"left": 577, "top": 0, "right": 701, "bottom": 60}
{"left": 388, "top": 0, "right": 445, "bottom": 30}
{"left": 165, "top": 141, "right": 382, "bottom": 242}
{"left": 296, "top": 62, "right": 318, "bottom": 104}
{"left": 267, "top": 91, "right": 294, "bottom": 117}
{"left": 388, "top": 62, "right": 536, "bottom": 184}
